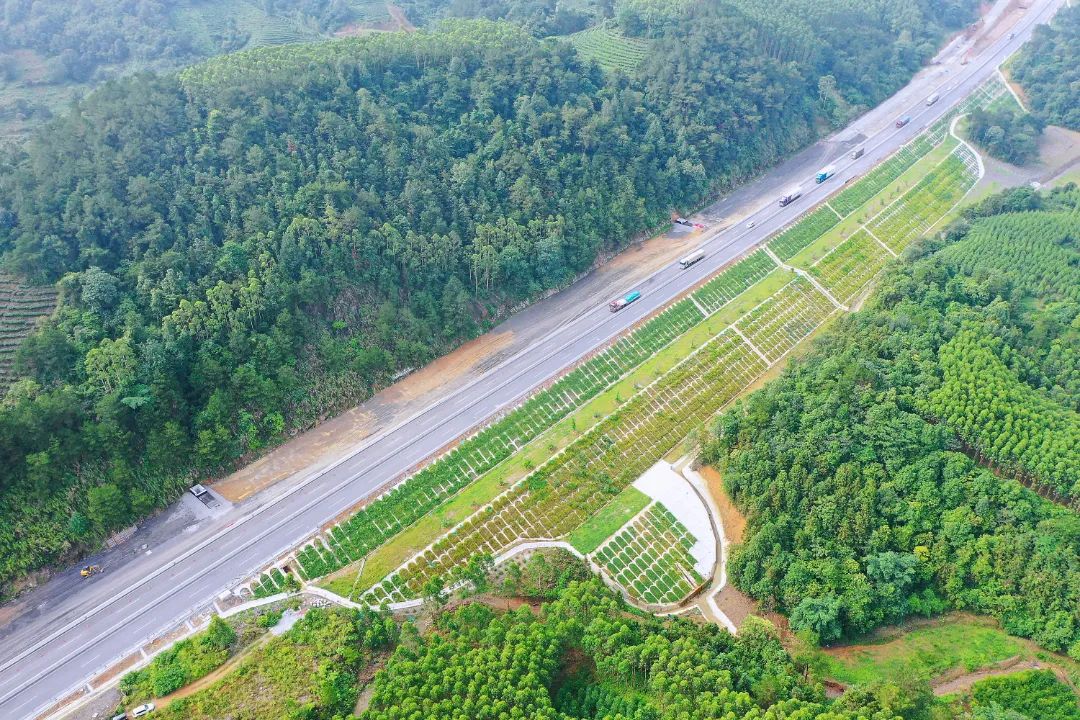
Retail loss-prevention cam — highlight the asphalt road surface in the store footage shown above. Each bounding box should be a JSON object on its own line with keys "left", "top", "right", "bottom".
{"left": 0, "top": 1, "right": 1065, "bottom": 716}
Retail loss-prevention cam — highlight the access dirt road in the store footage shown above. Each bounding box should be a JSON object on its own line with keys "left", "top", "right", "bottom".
{"left": 0, "top": 2, "right": 1065, "bottom": 717}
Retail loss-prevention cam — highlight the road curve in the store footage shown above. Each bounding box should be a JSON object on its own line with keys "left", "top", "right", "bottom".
{"left": 0, "top": 1, "right": 1064, "bottom": 716}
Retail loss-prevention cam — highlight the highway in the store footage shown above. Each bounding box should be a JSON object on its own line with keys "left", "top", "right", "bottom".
{"left": 0, "top": 1, "right": 1064, "bottom": 716}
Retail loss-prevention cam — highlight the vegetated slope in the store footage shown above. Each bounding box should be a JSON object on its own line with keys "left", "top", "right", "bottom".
{"left": 0, "top": 1, "right": 972, "bottom": 594}
{"left": 1010, "top": 5, "right": 1080, "bottom": 130}
{"left": 0, "top": 0, "right": 386, "bottom": 140}
{"left": 361, "top": 580, "right": 881, "bottom": 720}
{"left": 703, "top": 186, "right": 1080, "bottom": 655}
{"left": 157, "top": 606, "right": 397, "bottom": 719}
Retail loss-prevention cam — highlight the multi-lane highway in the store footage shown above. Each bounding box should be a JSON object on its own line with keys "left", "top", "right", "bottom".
{"left": 0, "top": 1, "right": 1065, "bottom": 716}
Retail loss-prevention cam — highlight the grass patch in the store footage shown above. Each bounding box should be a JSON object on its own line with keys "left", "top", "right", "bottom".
{"left": 568, "top": 487, "right": 650, "bottom": 554}
{"left": 809, "top": 617, "right": 1025, "bottom": 687}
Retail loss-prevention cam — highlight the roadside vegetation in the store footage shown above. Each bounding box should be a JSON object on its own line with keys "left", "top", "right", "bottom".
{"left": 153, "top": 606, "right": 397, "bottom": 720}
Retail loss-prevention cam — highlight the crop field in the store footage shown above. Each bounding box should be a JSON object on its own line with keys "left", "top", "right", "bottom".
{"left": 361, "top": 329, "right": 766, "bottom": 604}
{"left": 594, "top": 503, "right": 703, "bottom": 605}
{"left": 735, "top": 277, "right": 836, "bottom": 363}
{"left": 568, "top": 24, "right": 650, "bottom": 72}
{"left": 174, "top": 0, "right": 322, "bottom": 55}
{"left": 290, "top": 298, "right": 706, "bottom": 580}
{"left": 0, "top": 275, "right": 57, "bottom": 387}
{"left": 691, "top": 250, "right": 775, "bottom": 314}
{"left": 768, "top": 205, "right": 842, "bottom": 260}
{"left": 807, "top": 230, "right": 893, "bottom": 305}
{"left": 341, "top": 2, "right": 392, "bottom": 27}
{"left": 868, "top": 146, "right": 979, "bottom": 254}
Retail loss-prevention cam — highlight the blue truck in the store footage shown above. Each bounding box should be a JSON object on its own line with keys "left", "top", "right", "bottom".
{"left": 609, "top": 290, "right": 641, "bottom": 312}
{"left": 815, "top": 164, "right": 836, "bottom": 183}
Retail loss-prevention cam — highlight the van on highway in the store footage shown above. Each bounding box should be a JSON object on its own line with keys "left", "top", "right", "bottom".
{"left": 926, "top": 93, "right": 940, "bottom": 106}
{"left": 678, "top": 248, "right": 705, "bottom": 268}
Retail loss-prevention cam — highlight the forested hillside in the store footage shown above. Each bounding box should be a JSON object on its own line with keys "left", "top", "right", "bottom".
{"left": 0, "top": 0, "right": 393, "bottom": 140}
{"left": 402, "top": 0, "right": 976, "bottom": 125}
{"left": 0, "top": 0, "right": 975, "bottom": 594}
{"left": 1010, "top": 4, "right": 1080, "bottom": 130}
{"left": 703, "top": 186, "right": 1080, "bottom": 655}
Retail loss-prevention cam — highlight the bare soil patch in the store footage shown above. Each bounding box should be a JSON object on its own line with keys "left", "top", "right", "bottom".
{"left": 0, "top": 598, "right": 26, "bottom": 630}
{"left": 386, "top": 4, "right": 416, "bottom": 31}
{"left": 92, "top": 650, "right": 143, "bottom": 688}
{"left": 931, "top": 657, "right": 1042, "bottom": 696}
{"left": 713, "top": 585, "right": 758, "bottom": 629}
{"left": 598, "top": 228, "right": 697, "bottom": 280}
{"left": 970, "top": 0, "right": 1026, "bottom": 56}
{"left": 213, "top": 407, "right": 377, "bottom": 502}
{"left": 698, "top": 466, "right": 745, "bottom": 543}
{"left": 381, "top": 331, "right": 513, "bottom": 404}
{"left": 144, "top": 623, "right": 190, "bottom": 656}
{"left": 10, "top": 49, "right": 49, "bottom": 83}
{"left": 213, "top": 330, "right": 513, "bottom": 503}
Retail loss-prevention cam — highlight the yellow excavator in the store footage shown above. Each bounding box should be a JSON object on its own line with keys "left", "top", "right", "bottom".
{"left": 80, "top": 565, "right": 102, "bottom": 578}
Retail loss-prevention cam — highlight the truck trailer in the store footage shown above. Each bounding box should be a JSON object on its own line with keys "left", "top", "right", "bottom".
{"left": 609, "top": 290, "right": 641, "bottom": 312}
{"left": 778, "top": 188, "right": 803, "bottom": 207}
{"left": 815, "top": 164, "right": 836, "bottom": 183}
{"left": 679, "top": 248, "right": 706, "bottom": 268}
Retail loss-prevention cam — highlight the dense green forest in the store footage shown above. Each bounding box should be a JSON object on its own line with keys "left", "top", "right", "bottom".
{"left": 0, "top": 0, "right": 976, "bottom": 594}
{"left": 703, "top": 186, "right": 1080, "bottom": 655}
{"left": 966, "top": 106, "right": 1044, "bottom": 165}
{"left": 1010, "top": 5, "right": 1080, "bottom": 131}
{"left": 402, "top": 0, "right": 976, "bottom": 123}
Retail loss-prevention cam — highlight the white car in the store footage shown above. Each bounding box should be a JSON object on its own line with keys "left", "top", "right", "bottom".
{"left": 131, "top": 704, "right": 155, "bottom": 718}
{"left": 746, "top": 220, "right": 756, "bottom": 229}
